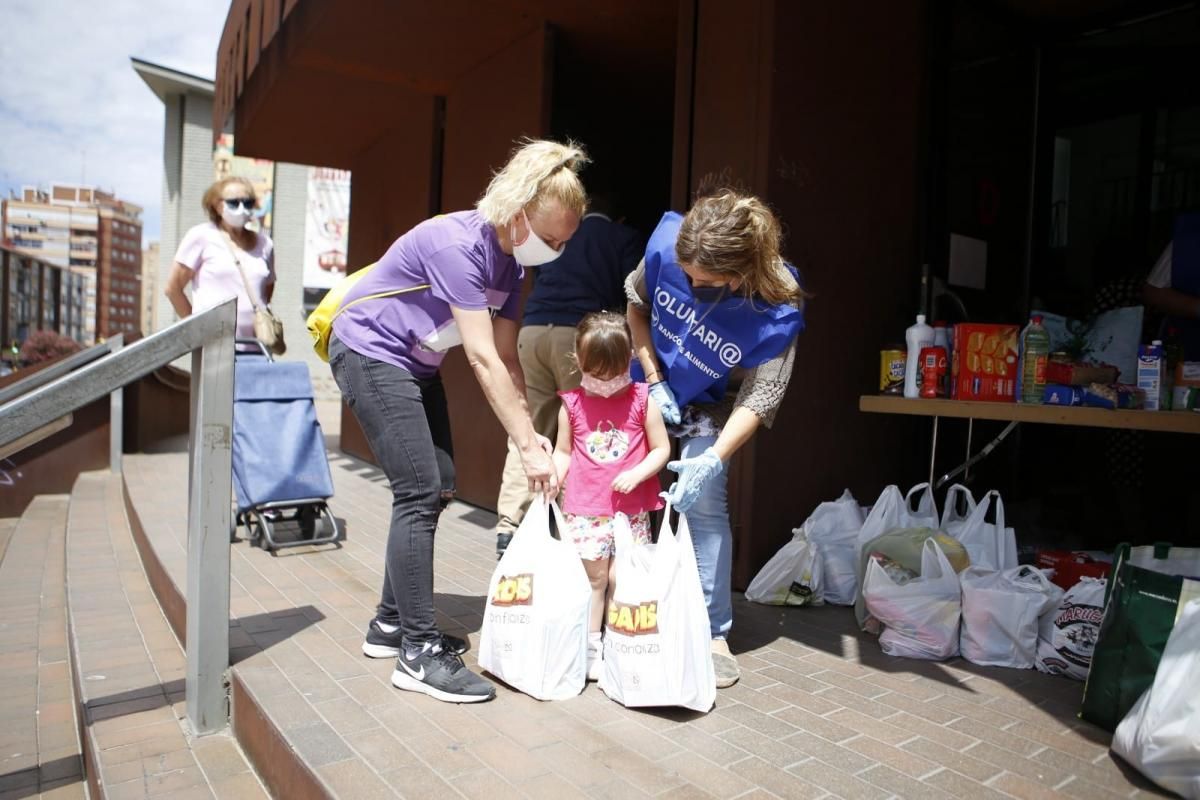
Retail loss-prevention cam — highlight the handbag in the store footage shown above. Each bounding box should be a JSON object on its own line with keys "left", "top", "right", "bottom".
{"left": 222, "top": 231, "right": 286, "bottom": 355}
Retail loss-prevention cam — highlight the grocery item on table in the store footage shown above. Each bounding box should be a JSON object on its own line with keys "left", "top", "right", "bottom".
{"left": 904, "top": 315, "right": 934, "bottom": 398}
{"left": 933, "top": 321, "right": 952, "bottom": 395}
{"left": 1042, "top": 384, "right": 1083, "bottom": 406}
{"left": 1035, "top": 576, "right": 1106, "bottom": 681}
{"left": 951, "top": 323, "right": 1019, "bottom": 402}
{"left": 1019, "top": 315, "right": 1051, "bottom": 404}
{"left": 1035, "top": 550, "right": 1111, "bottom": 590}
{"left": 919, "top": 346, "right": 947, "bottom": 399}
{"left": 1137, "top": 341, "right": 1167, "bottom": 411}
{"left": 1081, "top": 383, "right": 1145, "bottom": 410}
{"left": 1045, "top": 354, "right": 1120, "bottom": 386}
{"left": 879, "top": 347, "right": 906, "bottom": 394}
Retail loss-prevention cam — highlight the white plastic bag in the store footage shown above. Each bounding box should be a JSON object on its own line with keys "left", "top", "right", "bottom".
{"left": 863, "top": 539, "right": 962, "bottom": 660}
{"left": 478, "top": 498, "right": 590, "bottom": 701}
{"left": 858, "top": 484, "right": 939, "bottom": 553}
{"left": 940, "top": 486, "right": 1018, "bottom": 572}
{"left": 1111, "top": 598, "right": 1200, "bottom": 799}
{"left": 803, "top": 490, "right": 864, "bottom": 606}
{"left": 746, "top": 527, "right": 823, "bottom": 606}
{"left": 601, "top": 506, "right": 716, "bottom": 712}
{"left": 960, "top": 566, "right": 1062, "bottom": 669}
{"left": 1035, "top": 576, "right": 1106, "bottom": 680}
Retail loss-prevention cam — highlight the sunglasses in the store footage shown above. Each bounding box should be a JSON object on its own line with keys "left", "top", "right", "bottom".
{"left": 223, "top": 197, "right": 255, "bottom": 210}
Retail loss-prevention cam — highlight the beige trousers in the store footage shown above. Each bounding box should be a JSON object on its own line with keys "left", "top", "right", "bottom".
{"left": 496, "top": 325, "right": 581, "bottom": 534}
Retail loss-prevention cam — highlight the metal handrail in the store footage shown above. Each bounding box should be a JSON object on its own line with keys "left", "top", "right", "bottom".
{"left": 0, "top": 299, "right": 237, "bottom": 736}
{"left": 0, "top": 334, "right": 123, "bottom": 407}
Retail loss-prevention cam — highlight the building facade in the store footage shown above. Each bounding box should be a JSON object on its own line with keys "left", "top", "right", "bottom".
{"left": 141, "top": 242, "right": 159, "bottom": 336}
{"left": 2, "top": 245, "right": 92, "bottom": 351}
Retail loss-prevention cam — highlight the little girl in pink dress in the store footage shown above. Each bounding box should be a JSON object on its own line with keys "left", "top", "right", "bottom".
{"left": 552, "top": 311, "right": 671, "bottom": 680}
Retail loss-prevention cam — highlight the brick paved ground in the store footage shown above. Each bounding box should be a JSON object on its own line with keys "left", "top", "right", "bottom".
{"left": 122, "top": 448, "right": 1171, "bottom": 800}
{"left": 63, "top": 472, "right": 269, "bottom": 800}
{"left": 0, "top": 496, "right": 82, "bottom": 800}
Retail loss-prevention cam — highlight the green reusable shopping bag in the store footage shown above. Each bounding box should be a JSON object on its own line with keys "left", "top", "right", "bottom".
{"left": 1079, "top": 543, "right": 1200, "bottom": 732}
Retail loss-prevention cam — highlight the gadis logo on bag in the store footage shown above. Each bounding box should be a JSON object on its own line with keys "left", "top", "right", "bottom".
{"left": 491, "top": 574, "right": 533, "bottom": 607}
{"left": 607, "top": 600, "right": 658, "bottom": 635}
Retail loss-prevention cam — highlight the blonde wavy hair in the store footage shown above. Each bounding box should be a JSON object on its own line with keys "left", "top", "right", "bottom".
{"left": 476, "top": 138, "right": 589, "bottom": 226}
{"left": 202, "top": 177, "right": 256, "bottom": 226}
{"left": 676, "top": 189, "right": 808, "bottom": 308}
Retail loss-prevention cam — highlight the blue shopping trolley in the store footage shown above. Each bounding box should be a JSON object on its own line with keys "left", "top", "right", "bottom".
{"left": 231, "top": 344, "right": 339, "bottom": 551}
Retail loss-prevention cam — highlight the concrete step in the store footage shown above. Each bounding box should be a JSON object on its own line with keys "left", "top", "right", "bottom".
{"left": 0, "top": 495, "right": 84, "bottom": 799}
{"left": 64, "top": 471, "right": 269, "bottom": 800}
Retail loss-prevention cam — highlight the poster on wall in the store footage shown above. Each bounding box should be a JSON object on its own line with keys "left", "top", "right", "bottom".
{"left": 213, "top": 133, "right": 275, "bottom": 236}
{"left": 302, "top": 167, "right": 351, "bottom": 294}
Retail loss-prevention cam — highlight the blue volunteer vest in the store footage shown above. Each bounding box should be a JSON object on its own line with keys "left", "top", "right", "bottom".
{"left": 1169, "top": 212, "right": 1200, "bottom": 359}
{"left": 634, "top": 212, "right": 805, "bottom": 408}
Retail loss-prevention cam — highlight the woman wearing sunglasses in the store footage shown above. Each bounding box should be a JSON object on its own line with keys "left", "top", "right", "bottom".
{"left": 165, "top": 176, "right": 274, "bottom": 345}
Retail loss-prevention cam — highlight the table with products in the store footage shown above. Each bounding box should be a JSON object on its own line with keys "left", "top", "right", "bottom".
{"left": 859, "top": 394, "right": 1200, "bottom": 487}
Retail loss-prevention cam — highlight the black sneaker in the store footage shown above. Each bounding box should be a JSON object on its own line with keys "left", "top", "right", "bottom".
{"left": 361, "top": 619, "right": 468, "bottom": 658}
{"left": 392, "top": 643, "right": 495, "bottom": 703}
{"left": 496, "top": 532, "right": 513, "bottom": 560}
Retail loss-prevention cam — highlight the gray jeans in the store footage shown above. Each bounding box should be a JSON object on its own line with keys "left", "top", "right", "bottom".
{"left": 329, "top": 337, "right": 454, "bottom": 645}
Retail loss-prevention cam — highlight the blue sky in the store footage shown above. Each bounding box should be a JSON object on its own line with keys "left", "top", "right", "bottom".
{"left": 0, "top": 0, "right": 231, "bottom": 246}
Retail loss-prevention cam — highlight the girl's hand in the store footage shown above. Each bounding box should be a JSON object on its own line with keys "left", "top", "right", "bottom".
{"left": 611, "top": 471, "right": 639, "bottom": 494}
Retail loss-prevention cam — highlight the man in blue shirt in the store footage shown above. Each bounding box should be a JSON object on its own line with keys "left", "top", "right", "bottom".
{"left": 494, "top": 195, "right": 642, "bottom": 556}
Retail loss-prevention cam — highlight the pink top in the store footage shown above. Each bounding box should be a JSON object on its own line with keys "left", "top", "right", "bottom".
{"left": 174, "top": 222, "right": 275, "bottom": 340}
{"left": 559, "top": 382, "right": 664, "bottom": 517}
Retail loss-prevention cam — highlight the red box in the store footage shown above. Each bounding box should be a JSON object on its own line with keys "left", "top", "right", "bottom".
{"left": 951, "top": 323, "right": 1019, "bottom": 402}
{"left": 1035, "top": 550, "right": 1111, "bottom": 590}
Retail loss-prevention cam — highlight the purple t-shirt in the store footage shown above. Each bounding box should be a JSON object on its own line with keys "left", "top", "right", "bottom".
{"left": 331, "top": 211, "right": 523, "bottom": 377}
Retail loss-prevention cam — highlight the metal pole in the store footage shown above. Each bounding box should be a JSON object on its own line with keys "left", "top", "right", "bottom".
{"left": 185, "top": 320, "right": 234, "bottom": 735}
{"left": 964, "top": 417, "right": 974, "bottom": 483}
{"left": 929, "top": 416, "right": 940, "bottom": 487}
{"left": 109, "top": 335, "right": 124, "bottom": 474}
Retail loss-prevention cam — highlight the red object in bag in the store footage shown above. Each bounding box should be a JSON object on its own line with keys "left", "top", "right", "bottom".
{"left": 1035, "top": 550, "right": 1111, "bottom": 590}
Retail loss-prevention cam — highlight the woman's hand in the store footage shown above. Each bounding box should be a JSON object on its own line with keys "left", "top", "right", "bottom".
{"left": 520, "top": 442, "right": 559, "bottom": 499}
{"left": 664, "top": 448, "right": 724, "bottom": 512}
{"left": 648, "top": 381, "right": 682, "bottom": 425}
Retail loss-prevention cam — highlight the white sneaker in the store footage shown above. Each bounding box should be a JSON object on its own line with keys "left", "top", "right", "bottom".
{"left": 711, "top": 638, "right": 740, "bottom": 688}
{"left": 587, "top": 632, "right": 603, "bottom": 682}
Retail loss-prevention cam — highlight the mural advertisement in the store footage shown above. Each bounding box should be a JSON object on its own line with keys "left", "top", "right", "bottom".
{"left": 302, "top": 167, "right": 351, "bottom": 291}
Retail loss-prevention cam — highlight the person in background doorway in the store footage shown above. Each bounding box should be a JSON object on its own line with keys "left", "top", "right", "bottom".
{"left": 165, "top": 177, "right": 274, "bottom": 344}
{"left": 1143, "top": 210, "right": 1200, "bottom": 358}
{"left": 493, "top": 193, "right": 642, "bottom": 557}
{"left": 327, "top": 138, "right": 588, "bottom": 704}
{"left": 626, "top": 188, "right": 808, "bottom": 688}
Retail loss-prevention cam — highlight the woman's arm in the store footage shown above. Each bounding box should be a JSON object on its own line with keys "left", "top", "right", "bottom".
{"left": 493, "top": 316, "right": 530, "bottom": 417}
{"left": 164, "top": 263, "right": 193, "bottom": 318}
{"left": 453, "top": 306, "right": 556, "bottom": 494}
{"left": 612, "top": 397, "right": 670, "bottom": 493}
{"left": 552, "top": 404, "right": 572, "bottom": 486}
{"left": 710, "top": 406, "right": 763, "bottom": 462}
{"left": 1144, "top": 284, "right": 1200, "bottom": 320}
{"left": 625, "top": 260, "right": 664, "bottom": 383}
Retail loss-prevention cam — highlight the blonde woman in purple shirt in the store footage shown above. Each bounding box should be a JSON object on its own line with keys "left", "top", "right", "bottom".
{"left": 329, "top": 139, "right": 588, "bottom": 703}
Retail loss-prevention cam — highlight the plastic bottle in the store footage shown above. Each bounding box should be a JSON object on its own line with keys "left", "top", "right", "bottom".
{"left": 1020, "top": 314, "right": 1050, "bottom": 404}
{"left": 904, "top": 314, "right": 934, "bottom": 398}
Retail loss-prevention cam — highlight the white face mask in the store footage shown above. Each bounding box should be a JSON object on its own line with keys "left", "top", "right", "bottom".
{"left": 221, "top": 205, "right": 253, "bottom": 229}
{"left": 580, "top": 372, "right": 632, "bottom": 397}
{"left": 510, "top": 210, "right": 563, "bottom": 267}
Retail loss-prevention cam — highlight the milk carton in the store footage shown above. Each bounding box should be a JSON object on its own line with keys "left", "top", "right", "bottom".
{"left": 1136, "top": 340, "right": 1166, "bottom": 411}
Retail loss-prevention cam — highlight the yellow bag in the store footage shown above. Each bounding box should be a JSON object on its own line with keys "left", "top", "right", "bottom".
{"left": 306, "top": 263, "right": 430, "bottom": 361}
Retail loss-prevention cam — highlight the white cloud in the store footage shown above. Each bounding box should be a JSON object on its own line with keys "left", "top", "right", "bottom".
{"left": 0, "top": 0, "right": 231, "bottom": 245}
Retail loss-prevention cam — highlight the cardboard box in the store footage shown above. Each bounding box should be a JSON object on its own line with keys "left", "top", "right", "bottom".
{"left": 952, "top": 323, "right": 1019, "bottom": 402}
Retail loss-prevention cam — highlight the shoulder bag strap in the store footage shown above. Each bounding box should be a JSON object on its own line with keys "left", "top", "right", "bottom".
{"left": 219, "top": 230, "right": 265, "bottom": 310}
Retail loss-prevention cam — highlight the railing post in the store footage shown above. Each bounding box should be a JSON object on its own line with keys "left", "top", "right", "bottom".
{"left": 185, "top": 317, "right": 234, "bottom": 735}
{"left": 109, "top": 335, "right": 124, "bottom": 474}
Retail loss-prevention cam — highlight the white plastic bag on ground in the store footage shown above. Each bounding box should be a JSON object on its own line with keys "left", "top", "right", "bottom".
{"left": 601, "top": 506, "right": 716, "bottom": 712}
{"left": 1111, "top": 597, "right": 1200, "bottom": 799}
{"left": 857, "top": 484, "right": 939, "bottom": 554}
{"left": 1035, "top": 577, "right": 1106, "bottom": 680}
{"left": 798, "top": 490, "right": 864, "bottom": 606}
{"left": 863, "top": 539, "right": 962, "bottom": 660}
{"left": 940, "top": 485, "right": 1018, "bottom": 572}
{"left": 478, "top": 498, "right": 590, "bottom": 701}
{"left": 960, "top": 566, "right": 1063, "bottom": 669}
{"left": 746, "top": 527, "right": 823, "bottom": 606}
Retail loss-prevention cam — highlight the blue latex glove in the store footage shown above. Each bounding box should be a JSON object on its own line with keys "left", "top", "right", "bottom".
{"left": 648, "top": 381, "right": 682, "bottom": 425}
{"left": 665, "top": 447, "right": 724, "bottom": 512}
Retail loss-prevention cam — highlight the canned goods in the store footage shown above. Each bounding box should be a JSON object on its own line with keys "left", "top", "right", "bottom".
{"left": 920, "top": 346, "right": 947, "bottom": 399}
{"left": 880, "top": 347, "right": 906, "bottom": 394}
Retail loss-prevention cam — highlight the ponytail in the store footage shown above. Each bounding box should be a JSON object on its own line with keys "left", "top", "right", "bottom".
{"left": 476, "top": 138, "right": 589, "bottom": 227}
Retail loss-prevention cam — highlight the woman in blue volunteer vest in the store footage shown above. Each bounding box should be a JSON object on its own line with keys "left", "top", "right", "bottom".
{"left": 625, "top": 189, "right": 807, "bottom": 688}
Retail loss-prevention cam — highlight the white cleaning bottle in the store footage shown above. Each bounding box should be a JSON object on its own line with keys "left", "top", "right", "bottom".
{"left": 904, "top": 314, "right": 934, "bottom": 398}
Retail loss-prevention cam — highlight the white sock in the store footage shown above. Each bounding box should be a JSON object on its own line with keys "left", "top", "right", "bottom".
{"left": 376, "top": 620, "right": 400, "bottom": 634}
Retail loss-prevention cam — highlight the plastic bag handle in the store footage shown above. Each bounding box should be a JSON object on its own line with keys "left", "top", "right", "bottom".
{"left": 1008, "top": 564, "right": 1056, "bottom": 594}
{"left": 905, "top": 482, "right": 935, "bottom": 517}
{"left": 941, "top": 484, "right": 975, "bottom": 527}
